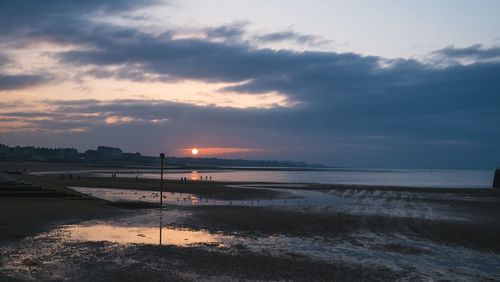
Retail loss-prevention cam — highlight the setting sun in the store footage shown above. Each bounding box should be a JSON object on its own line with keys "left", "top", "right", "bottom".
{"left": 191, "top": 148, "right": 199, "bottom": 155}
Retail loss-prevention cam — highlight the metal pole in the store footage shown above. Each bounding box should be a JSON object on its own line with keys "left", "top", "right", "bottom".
{"left": 160, "top": 153, "right": 165, "bottom": 207}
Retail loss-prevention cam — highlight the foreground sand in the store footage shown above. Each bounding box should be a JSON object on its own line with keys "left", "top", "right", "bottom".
{"left": 1, "top": 162, "right": 500, "bottom": 281}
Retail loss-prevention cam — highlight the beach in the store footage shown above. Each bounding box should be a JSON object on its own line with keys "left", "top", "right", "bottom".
{"left": 1, "top": 161, "right": 500, "bottom": 281}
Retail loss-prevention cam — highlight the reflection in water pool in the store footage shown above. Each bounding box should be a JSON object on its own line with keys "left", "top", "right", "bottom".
{"left": 64, "top": 224, "right": 219, "bottom": 246}
{"left": 61, "top": 209, "right": 227, "bottom": 246}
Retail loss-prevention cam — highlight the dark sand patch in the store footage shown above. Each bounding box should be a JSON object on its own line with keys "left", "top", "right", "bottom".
{"left": 373, "top": 243, "right": 432, "bottom": 255}
{"left": 0, "top": 198, "right": 120, "bottom": 241}
{"left": 108, "top": 201, "right": 162, "bottom": 209}
{"left": 176, "top": 206, "right": 500, "bottom": 252}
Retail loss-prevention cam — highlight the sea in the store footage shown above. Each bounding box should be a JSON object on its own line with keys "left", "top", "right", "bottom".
{"left": 38, "top": 168, "right": 496, "bottom": 188}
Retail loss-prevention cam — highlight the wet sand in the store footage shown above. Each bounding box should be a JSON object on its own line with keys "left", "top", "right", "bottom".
{"left": 1, "top": 162, "right": 500, "bottom": 281}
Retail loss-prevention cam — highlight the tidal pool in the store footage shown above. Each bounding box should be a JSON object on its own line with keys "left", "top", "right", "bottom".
{"left": 64, "top": 224, "right": 220, "bottom": 246}
{"left": 69, "top": 185, "right": 342, "bottom": 207}
{"left": 58, "top": 209, "right": 229, "bottom": 246}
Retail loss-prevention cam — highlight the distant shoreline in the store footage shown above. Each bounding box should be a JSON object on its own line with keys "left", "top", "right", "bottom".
{"left": 32, "top": 173, "right": 497, "bottom": 194}
{"left": 1, "top": 161, "right": 495, "bottom": 189}
{"left": 30, "top": 169, "right": 495, "bottom": 190}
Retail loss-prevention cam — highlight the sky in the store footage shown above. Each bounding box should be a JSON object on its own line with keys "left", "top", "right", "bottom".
{"left": 0, "top": 0, "right": 499, "bottom": 168}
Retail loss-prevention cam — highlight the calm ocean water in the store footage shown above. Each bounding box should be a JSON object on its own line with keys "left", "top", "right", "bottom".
{"left": 83, "top": 168, "right": 495, "bottom": 188}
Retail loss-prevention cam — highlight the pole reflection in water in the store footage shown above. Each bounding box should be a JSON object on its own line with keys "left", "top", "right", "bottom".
{"left": 159, "top": 209, "right": 163, "bottom": 245}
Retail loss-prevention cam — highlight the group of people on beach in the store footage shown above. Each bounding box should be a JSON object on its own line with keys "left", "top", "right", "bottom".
{"left": 179, "top": 175, "right": 213, "bottom": 181}
{"left": 58, "top": 172, "right": 214, "bottom": 182}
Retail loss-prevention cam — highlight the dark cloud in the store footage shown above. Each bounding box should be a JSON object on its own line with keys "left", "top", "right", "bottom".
{"left": 0, "top": 0, "right": 160, "bottom": 48}
{"left": 0, "top": 74, "right": 51, "bottom": 91}
{"left": 432, "top": 44, "right": 500, "bottom": 61}
{"left": 0, "top": 0, "right": 155, "bottom": 90}
{"left": 0, "top": 0, "right": 158, "bottom": 29}
{"left": 203, "top": 26, "right": 331, "bottom": 46}
{"left": 0, "top": 53, "right": 52, "bottom": 91}
{"left": 253, "top": 30, "right": 331, "bottom": 46}
{"left": 59, "top": 34, "right": 381, "bottom": 87}
{"left": 57, "top": 30, "right": 500, "bottom": 121}
{"left": 204, "top": 22, "right": 247, "bottom": 40}
{"left": 83, "top": 66, "right": 174, "bottom": 83}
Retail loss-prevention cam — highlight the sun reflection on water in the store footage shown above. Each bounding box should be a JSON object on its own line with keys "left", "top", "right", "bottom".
{"left": 64, "top": 224, "right": 220, "bottom": 246}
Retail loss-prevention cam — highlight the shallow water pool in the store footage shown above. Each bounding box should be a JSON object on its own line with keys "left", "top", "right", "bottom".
{"left": 69, "top": 185, "right": 343, "bottom": 207}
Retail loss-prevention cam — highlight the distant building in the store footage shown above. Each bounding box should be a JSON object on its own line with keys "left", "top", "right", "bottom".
{"left": 122, "top": 152, "right": 142, "bottom": 162}
{"left": 96, "top": 146, "right": 122, "bottom": 159}
{"left": 83, "top": 146, "right": 123, "bottom": 162}
{"left": 0, "top": 144, "right": 9, "bottom": 158}
{"left": 0, "top": 144, "right": 78, "bottom": 161}
{"left": 55, "top": 148, "right": 79, "bottom": 160}
{"left": 0, "top": 143, "right": 324, "bottom": 168}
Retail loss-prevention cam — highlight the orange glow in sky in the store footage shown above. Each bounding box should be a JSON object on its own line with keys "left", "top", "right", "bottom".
{"left": 178, "top": 147, "right": 264, "bottom": 157}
